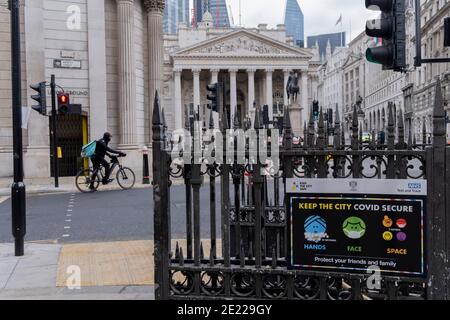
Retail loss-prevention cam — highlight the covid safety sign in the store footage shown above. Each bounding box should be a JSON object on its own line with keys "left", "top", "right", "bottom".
{"left": 286, "top": 179, "right": 427, "bottom": 278}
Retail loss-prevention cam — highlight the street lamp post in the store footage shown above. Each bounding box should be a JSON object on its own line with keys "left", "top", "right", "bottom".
{"left": 10, "top": 0, "right": 26, "bottom": 257}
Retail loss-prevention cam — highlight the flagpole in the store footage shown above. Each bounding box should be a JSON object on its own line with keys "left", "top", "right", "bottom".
{"left": 340, "top": 14, "right": 343, "bottom": 47}
{"left": 349, "top": 18, "right": 352, "bottom": 43}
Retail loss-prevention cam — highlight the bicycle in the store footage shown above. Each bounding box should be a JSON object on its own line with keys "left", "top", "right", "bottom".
{"left": 75, "top": 155, "right": 136, "bottom": 193}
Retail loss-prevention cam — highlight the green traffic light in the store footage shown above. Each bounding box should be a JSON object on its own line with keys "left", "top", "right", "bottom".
{"left": 366, "top": 48, "right": 381, "bottom": 64}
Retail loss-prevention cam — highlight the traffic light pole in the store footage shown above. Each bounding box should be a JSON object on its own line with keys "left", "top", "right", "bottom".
{"left": 414, "top": 0, "right": 450, "bottom": 67}
{"left": 51, "top": 75, "right": 59, "bottom": 188}
{"left": 10, "top": 0, "right": 26, "bottom": 257}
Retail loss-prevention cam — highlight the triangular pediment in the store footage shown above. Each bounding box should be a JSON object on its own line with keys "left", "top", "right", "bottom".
{"left": 172, "top": 30, "right": 312, "bottom": 59}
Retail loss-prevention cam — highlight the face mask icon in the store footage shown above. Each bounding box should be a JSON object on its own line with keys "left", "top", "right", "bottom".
{"left": 343, "top": 217, "right": 366, "bottom": 240}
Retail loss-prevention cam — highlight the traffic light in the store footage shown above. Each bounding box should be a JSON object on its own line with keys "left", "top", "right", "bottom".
{"left": 365, "top": 0, "right": 406, "bottom": 72}
{"left": 444, "top": 17, "right": 450, "bottom": 47}
{"left": 30, "top": 82, "right": 47, "bottom": 115}
{"left": 263, "top": 105, "right": 270, "bottom": 125}
{"left": 57, "top": 93, "right": 70, "bottom": 114}
{"left": 312, "top": 100, "right": 319, "bottom": 120}
{"left": 206, "top": 83, "right": 219, "bottom": 112}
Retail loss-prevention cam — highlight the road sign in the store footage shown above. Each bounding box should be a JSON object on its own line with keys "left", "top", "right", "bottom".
{"left": 286, "top": 178, "right": 427, "bottom": 278}
{"left": 53, "top": 59, "right": 82, "bottom": 69}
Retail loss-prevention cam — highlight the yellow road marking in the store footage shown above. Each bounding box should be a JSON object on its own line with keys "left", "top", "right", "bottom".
{"left": 56, "top": 239, "right": 221, "bottom": 288}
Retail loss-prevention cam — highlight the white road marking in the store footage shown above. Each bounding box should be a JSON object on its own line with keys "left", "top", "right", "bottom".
{"left": 0, "top": 196, "right": 9, "bottom": 204}
{"left": 64, "top": 226, "right": 71, "bottom": 229}
{"left": 65, "top": 219, "right": 72, "bottom": 223}
{"left": 62, "top": 234, "right": 70, "bottom": 238}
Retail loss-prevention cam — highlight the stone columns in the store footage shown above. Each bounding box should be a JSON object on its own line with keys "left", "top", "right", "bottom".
{"left": 193, "top": 68, "right": 201, "bottom": 111}
{"left": 230, "top": 68, "right": 238, "bottom": 122}
{"left": 266, "top": 69, "right": 274, "bottom": 121}
{"left": 22, "top": 0, "right": 50, "bottom": 178}
{"left": 117, "top": 0, "right": 137, "bottom": 146}
{"left": 174, "top": 69, "right": 182, "bottom": 130}
{"left": 88, "top": 0, "right": 108, "bottom": 140}
{"left": 283, "top": 69, "right": 290, "bottom": 106}
{"left": 144, "top": 0, "right": 165, "bottom": 119}
{"left": 211, "top": 68, "right": 219, "bottom": 84}
{"left": 247, "top": 69, "right": 256, "bottom": 112}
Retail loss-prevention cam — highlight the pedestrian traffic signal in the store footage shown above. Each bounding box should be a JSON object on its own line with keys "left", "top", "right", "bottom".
{"left": 206, "top": 83, "right": 219, "bottom": 112}
{"left": 57, "top": 93, "right": 70, "bottom": 114}
{"left": 365, "top": 0, "right": 406, "bottom": 72}
{"left": 30, "top": 82, "right": 47, "bottom": 115}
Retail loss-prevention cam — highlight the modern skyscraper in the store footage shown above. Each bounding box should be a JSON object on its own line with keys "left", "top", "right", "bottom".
{"left": 307, "top": 32, "right": 346, "bottom": 60}
{"left": 284, "top": 0, "right": 305, "bottom": 48}
{"left": 164, "top": 0, "right": 190, "bottom": 34}
{"left": 194, "top": 0, "right": 230, "bottom": 28}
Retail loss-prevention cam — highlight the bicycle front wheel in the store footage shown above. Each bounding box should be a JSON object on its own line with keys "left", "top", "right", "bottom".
{"left": 76, "top": 168, "right": 100, "bottom": 193}
{"left": 116, "top": 167, "right": 136, "bottom": 190}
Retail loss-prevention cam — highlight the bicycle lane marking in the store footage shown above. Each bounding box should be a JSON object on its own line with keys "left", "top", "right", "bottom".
{"left": 62, "top": 193, "right": 76, "bottom": 239}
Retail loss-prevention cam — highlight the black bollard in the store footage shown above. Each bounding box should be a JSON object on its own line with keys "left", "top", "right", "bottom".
{"left": 142, "top": 146, "right": 150, "bottom": 185}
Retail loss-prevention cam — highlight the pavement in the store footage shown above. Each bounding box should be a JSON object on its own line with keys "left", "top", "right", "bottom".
{"left": 0, "top": 241, "right": 155, "bottom": 300}
{"left": 0, "top": 178, "right": 219, "bottom": 300}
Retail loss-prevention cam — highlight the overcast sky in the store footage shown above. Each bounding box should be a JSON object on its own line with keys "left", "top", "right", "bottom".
{"left": 225, "top": 0, "right": 379, "bottom": 44}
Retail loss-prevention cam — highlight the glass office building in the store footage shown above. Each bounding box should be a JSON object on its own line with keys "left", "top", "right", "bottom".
{"left": 164, "top": 0, "right": 191, "bottom": 34}
{"left": 284, "top": 0, "right": 305, "bottom": 47}
{"left": 195, "top": 0, "right": 230, "bottom": 28}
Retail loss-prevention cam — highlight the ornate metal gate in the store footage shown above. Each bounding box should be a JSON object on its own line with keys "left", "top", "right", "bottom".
{"left": 152, "top": 82, "right": 450, "bottom": 300}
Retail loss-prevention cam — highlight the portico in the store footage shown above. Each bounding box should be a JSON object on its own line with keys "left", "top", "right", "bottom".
{"left": 170, "top": 30, "right": 314, "bottom": 132}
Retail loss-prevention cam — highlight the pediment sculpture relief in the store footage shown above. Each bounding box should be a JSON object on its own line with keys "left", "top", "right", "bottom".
{"left": 192, "top": 36, "right": 293, "bottom": 55}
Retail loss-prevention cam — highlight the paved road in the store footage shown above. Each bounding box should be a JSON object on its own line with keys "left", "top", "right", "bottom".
{"left": 0, "top": 158, "right": 423, "bottom": 244}
{"left": 0, "top": 185, "right": 227, "bottom": 244}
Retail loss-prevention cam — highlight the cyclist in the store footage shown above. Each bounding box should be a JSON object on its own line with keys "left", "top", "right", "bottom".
{"left": 91, "top": 132, "right": 126, "bottom": 187}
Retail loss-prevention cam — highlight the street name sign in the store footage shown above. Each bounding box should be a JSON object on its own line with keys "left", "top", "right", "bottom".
{"left": 286, "top": 179, "right": 427, "bottom": 278}
{"left": 53, "top": 59, "right": 82, "bottom": 69}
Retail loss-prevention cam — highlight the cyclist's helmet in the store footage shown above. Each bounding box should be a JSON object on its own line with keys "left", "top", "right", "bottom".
{"left": 103, "top": 132, "right": 112, "bottom": 143}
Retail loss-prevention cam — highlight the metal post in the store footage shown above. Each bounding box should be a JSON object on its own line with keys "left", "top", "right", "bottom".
{"left": 10, "top": 0, "right": 26, "bottom": 257}
{"left": 427, "top": 81, "right": 448, "bottom": 300}
{"left": 142, "top": 146, "right": 150, "bottom": 184}
{"left": 51, "top": 75, "right": 59, "bottom": 188}
{"left": 414, "top": 0, "right": 422, "bottom": 67}
{"left": 152, "top": 91, "right": 170, "bottom": 299}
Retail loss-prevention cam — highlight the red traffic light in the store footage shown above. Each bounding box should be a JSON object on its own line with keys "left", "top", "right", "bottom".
{"left": 57, "top": 93, "right": 70, "bottom": 114}
{"left": 58, "top": 94, "right": 69, "bottom": 104}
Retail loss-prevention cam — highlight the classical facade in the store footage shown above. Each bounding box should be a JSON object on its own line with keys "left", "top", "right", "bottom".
{"left": 317, "top": 42, "right": 347, "bottom": 122}
{"left": 341, "top": 32, "right": 367, "bottom": 131}
{"left": 317, "top": 0, "right": 450, "bottom": 143}
{"left": 408, "top": 0, "right": 450, "bottom": 141}
{"left": 165, "top": 17, "right": 319, "bottom": 134}
{"left": 0, "top": 1, "right": 318, "bottom": 180}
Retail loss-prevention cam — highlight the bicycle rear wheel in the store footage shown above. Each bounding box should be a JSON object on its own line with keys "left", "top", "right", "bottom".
{"left": 76, "top": 168, "right": 100, "bottom": 193}
{"left": 116, "top": 167, "right": 136, "bottom": 190}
